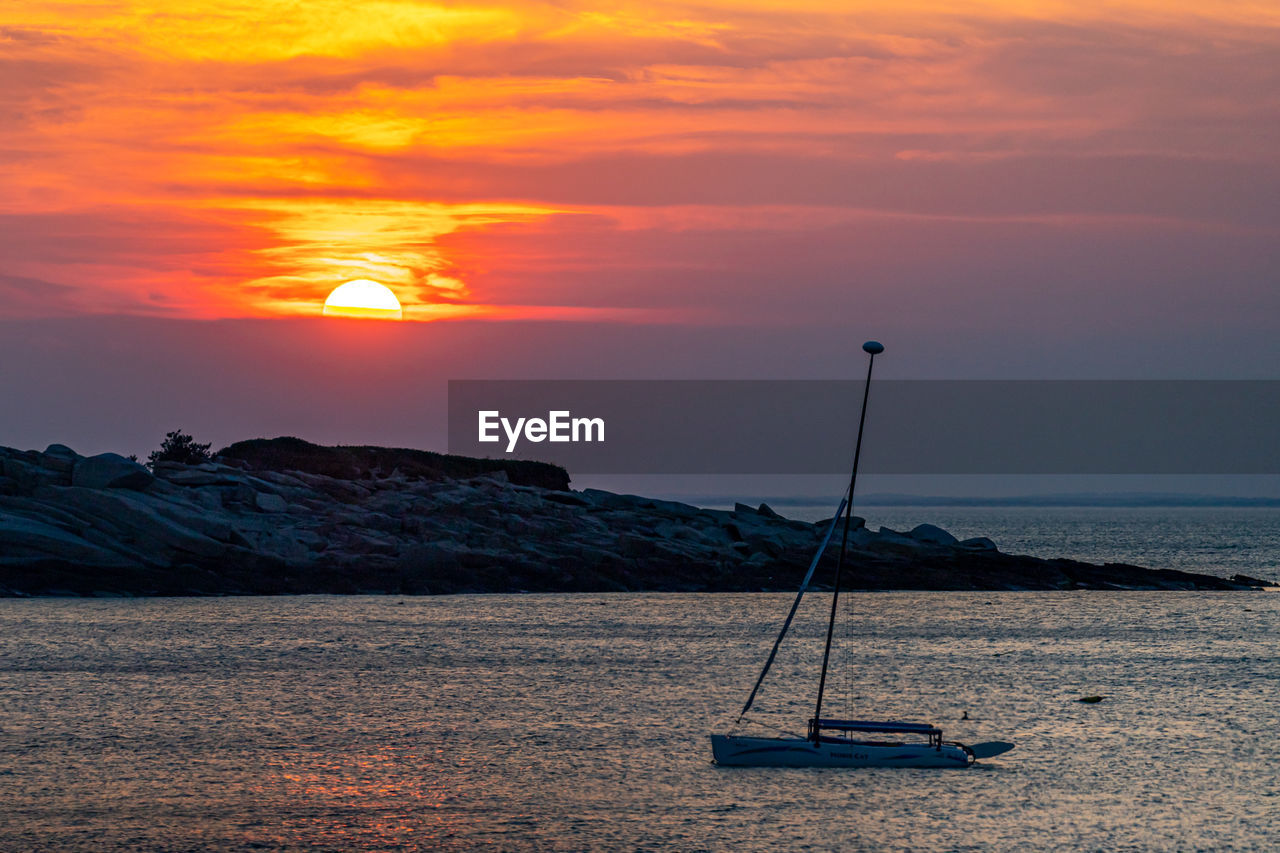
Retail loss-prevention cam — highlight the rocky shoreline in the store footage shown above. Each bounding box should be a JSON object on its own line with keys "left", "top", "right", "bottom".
{"left": 0, "top": 438, "right": 1273, "bottom": 596}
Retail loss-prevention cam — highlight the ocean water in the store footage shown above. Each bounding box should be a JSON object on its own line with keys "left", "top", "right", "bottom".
{"left": 770, "top": 505, "right": 1280, "bottom": 582}
{"left": 2, "top": 589, "right": 1278, "bottom": 852}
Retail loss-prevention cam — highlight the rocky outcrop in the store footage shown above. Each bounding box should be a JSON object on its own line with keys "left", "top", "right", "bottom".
{"left": 0, "top": 441, "right": 1274, "bottom": 597}
{"left": 71, "top": 453, "right": 154, "bottom": 490}
{"left": 216, "top": 436, "right": 570, "bottom": 491}
{"left": 910, "top": 523, "right": 958, "bottom": 546}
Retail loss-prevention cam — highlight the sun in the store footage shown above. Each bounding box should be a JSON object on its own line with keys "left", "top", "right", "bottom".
{"left": 322, "top": 279, "right": 403, "bottom": 320}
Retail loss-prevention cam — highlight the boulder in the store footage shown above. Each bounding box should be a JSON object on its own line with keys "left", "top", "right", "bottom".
{"left": 958, "top": 536, "right": 997, "bottom": 551}
{"left": 159, "top": 468, "right": 244, "bottom": 487}
{"left": 41, "top": 444, "right": 81, "bottom": 473}
{"left": 254, "top": 492, "right": 288, "bottom": 513}
{"left": 909, "top": 523, "right": 959, "bottom": 546}
{"left": 756, "top": 502, "right": 782, "bottom": 519}
{"left": 543, "top": 491, "right": 590, "bottom": 507}
{"left": 818, "top": 514, "right": 865, "bottom": 530}
{"left": 72, "top": 454, "right": 154, "bottom": 490}
{"left": 849, "top": 527, "right": 876, "bottom": 548}
{"left": 0, "top": 514, "right": 137, "bottom": 567}
{"left": 2, "top": 457, "right": 67, "bottom": 491}
{"left": 249, "top": 470, "right": 312, "bottom": 489}
{"left": 873, "top": 527, "right": 928, "bottom": 551}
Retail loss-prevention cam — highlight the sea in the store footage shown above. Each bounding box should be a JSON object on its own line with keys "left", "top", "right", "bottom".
{"left": 2, "top": 507, "right": 1278, "bottom": 852}
{"left": 767, "top": 504, "right": 1280, "bottom": 583}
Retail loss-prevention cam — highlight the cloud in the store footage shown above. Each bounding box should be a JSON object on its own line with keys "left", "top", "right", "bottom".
{"left": 0, "top": 26, "right": 65, "bottom": 45}
{"left": 425, "top": 199, "right": 1280, "bottom": 338}
{"left": 365, "top": 148, "right": 1280, "bottom": 227}
{"left": 0, "top": 272, "right": 81, "bottom": 317}
{"left": 0, "top": 0, "right": 1277, "bottom": 333}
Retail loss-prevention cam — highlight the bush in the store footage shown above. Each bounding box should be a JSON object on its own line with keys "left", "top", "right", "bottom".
{"left": 148, "top": 430, "right": 212, "bottom": 467}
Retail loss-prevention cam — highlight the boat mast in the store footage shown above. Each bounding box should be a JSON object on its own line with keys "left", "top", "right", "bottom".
{"left": 734, "top": 495, "right": 847, "bottom": 727}
{"left": 812, "top": 340, "right": 883, "bottom": 742}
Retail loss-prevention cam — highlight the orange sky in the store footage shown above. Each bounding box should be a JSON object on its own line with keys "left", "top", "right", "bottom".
{"left": 2, "top": 0, "right": 1278, "bottom": 322}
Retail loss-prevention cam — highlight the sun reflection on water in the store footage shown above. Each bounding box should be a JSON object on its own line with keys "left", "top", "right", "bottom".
{"left": 255, "top": 747, "right": 461, "bottom": 849}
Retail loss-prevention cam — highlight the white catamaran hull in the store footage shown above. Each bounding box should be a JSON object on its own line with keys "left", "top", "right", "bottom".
{"left": 710, "top": 734, "right": 973, "bottom": 768}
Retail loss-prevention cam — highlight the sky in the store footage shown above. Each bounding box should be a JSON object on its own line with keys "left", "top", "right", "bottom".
{"left": 2, "top": 1, "right": 1278, "bottom": 494}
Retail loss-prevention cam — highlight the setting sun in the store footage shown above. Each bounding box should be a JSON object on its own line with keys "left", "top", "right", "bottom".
{"left": 322, "top": 279, "right": 403, "bottom": 320}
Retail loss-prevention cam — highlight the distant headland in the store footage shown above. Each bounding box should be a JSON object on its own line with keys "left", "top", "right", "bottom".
{"left": 0, "top": 437, "right": 1273, "bottom": 597}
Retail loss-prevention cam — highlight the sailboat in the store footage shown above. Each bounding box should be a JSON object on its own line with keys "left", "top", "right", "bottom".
{"left": 710, "top": 341, "right": 1015, "bottom": 768}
